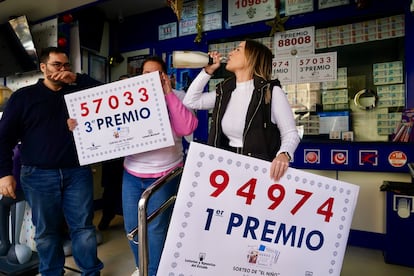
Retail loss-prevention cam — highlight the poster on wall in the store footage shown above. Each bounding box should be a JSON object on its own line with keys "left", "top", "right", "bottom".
{"left": 318, "top": 0, "right": 350, "bottom": 10}
{"left": 179, "top": 0, "right": 198, "bottom": 36}
{"left": 272, "top": 57, "right": 296, "bottom": 85}
{"left": 158, "top": 142, "right": 359, "bottom": 276}
{"left": 179, "top": 0, "right": 223, "bottom": 36}
{"left": 274, "top": 26, "right": 315, "bottom": 58}
{"left": 179, "top": 17, "right": 198, "bottom": 36}
{"left": 202, "top": 12, "right": 222, "bottom": 31}
{"left": 296, "top": 52, "right": 337, "bottom": 83}
{"left": 285, "top": 0, "right": 314, "bottom": 16}
{"left": 204, "top": 0, "right": 222, "bottom": 13}
{"left": 159, "top": 22, "right": 177, "bottom": 40}
{"left": 228, "top": 0, "right": 276, "bottom": 27}
{"left": 64, "top": 71, "right": 174, "bottom": 165}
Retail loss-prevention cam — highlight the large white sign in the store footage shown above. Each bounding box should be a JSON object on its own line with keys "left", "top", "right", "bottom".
{"left": 158, "top": 142, "right": 359, "bottom": 276}
{"left": 228, "top": 0, "right": 275, "bottom": 27}
{"left": 274, "top": 26, "right": 315, "bottom": 58}
{"left": 64, "top": 72, "right": 174, "bottom": 165}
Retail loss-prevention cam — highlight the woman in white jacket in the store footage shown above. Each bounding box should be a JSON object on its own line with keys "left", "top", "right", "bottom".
{"left": 183, "top": 39, "right": 299, "bottom": 181}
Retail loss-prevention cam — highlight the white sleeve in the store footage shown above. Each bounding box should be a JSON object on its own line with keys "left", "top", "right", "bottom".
{"left": 271, "top": 86, "right": 300, "bottom": 157}
{"left": 182, "top": 69, "right": 216, "bottom": 110}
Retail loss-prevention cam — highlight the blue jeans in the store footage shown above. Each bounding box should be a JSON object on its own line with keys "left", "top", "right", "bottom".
{"left": 20, "top": 166, "right": 103, "bottom": 276}
{"left": 122, "top": 170, "right": 180, "bottom": 276}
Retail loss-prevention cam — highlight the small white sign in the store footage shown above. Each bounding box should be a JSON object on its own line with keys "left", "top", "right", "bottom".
{"left": 285, "top": 0, "right": 314, "bottom": 16}
{"left": 158, "top": 22, "right": 177, "bottom": 40}
{"left": 296, "top": 52, "right": 337, "bottom": 83}
{"left": 319, "top": 0, "right": 350, "bottom": 10}
{"left": 179, "top": 17, "right": 198, "bottom": 36}
{"left": 271, "top": 57, "right": 296, "bottom": 85}
{"left": 202, "top": 12, "right": 222, "bottom": 31}
{"left": 64, "top": 72, "right": 174, "bottom": 165}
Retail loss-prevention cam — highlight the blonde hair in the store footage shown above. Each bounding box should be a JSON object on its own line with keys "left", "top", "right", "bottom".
{"left": 244, "top": 39, "right": 273, "bottom": 81}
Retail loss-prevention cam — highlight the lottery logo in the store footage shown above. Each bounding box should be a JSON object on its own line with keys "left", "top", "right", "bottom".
{"left": 388, "top": 151, "right": 407, "bottom": 167}
{"left": 331, "top": 150, "right": 348, "bottom": 165}
{"left": 304, "top": 149, "right": 320, "bottom": 164}
{"left": 359, "top": 150, "right": 378, "bottom": 166}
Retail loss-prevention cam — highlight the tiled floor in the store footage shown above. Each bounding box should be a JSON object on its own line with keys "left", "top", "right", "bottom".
{"left": 18, "top": 211, "right": 414, "bottom": 276}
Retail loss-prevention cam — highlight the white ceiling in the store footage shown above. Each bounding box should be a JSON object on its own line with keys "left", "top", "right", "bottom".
{"left": 0, "top": 0, "right": 167, "bottom": 24}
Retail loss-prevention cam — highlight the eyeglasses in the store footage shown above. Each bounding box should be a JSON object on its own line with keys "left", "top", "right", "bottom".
{"left": 46, "top": 62, "right": 71, "bottom": 70}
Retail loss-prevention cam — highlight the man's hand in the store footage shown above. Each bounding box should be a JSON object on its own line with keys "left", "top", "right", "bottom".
{"left": 67, "top": 118, "right": 78, "bottom": 131}
{"left": 0, "top": 175, "right": 17, "bottom": 199}
{"left": 47, "top": 71, "right": 77, "bottom": 84}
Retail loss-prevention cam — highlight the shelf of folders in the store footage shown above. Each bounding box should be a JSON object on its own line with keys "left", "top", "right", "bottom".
{"left": 392, "top": 108, "right": 414, "bottom": 142}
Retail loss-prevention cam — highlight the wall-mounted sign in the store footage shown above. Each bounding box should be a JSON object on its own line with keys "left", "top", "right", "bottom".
{"left": 318, "top": 0, "right": 350, "bottom": 10}
{"left": 274, "top": 26, "right": 315, "bottom": 58}
{"left": 296, "top": 52, "right": 337, "bottom": 83}
{"left": 228, "top": 0, "right": 275, "bottom": 27}
{"left": 159, "top": 22, "right": 177, "bottom": 40}
{"left": 273, "top": 52, "right": 337, "bottom": 85}
{"left": 272, "top": 57, "right": 295, "bottom": 85}
{"left": 285, "top": 0, "right": 314, "bottom": 16}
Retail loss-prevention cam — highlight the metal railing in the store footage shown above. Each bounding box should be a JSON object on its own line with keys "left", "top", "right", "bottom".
{"left": 126, "top": 167, "right": 183, "bottom": 276}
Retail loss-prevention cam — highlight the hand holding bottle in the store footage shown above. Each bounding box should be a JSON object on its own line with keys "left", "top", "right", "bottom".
{"left": 204, "top": 51, "right": 222, "bottom": 75}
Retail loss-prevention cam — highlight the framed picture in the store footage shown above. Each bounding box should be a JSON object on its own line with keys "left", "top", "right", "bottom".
{"left": 88, "top": 53, "right": 107, "bottom": 83}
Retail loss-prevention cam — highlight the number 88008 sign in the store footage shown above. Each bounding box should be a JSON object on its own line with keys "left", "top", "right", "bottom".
{"left": 159, "top": 142, "right": 359, "bottom": 276}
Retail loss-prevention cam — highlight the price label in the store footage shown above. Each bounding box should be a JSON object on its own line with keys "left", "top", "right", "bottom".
{"left": 159, "top": 142, "right": 359, "bottom": 276}
{"left": 228, "top": 0, "right": 276, "bottom": 27}
{"left": 64, "top": 71, "right": 174, "bottom": 165}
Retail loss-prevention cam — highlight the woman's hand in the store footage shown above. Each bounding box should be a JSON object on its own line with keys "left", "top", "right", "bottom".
{"left": 67, "top": 118, "right": 78, "bottom": 131}
{"left": 160, "top": 72, "right": 173, "bottom": 95}
{"left": 269, "top": 153, "right": 290, "bottom": 181}
{"left": 204, "top": 51, "right": 222, "bottom": 75}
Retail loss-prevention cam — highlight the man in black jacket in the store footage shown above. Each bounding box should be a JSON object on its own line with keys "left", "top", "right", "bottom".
{"left": 0, "top": 47, "right": 103, "bottom": 275}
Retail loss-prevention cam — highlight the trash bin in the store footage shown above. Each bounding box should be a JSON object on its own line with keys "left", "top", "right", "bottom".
{"left": 380, "top": 180, "right": 414, "bottom": 267}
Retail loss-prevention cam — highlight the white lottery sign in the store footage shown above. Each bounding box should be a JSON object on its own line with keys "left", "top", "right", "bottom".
{"left": 64, "top": 71, "right": 174, "bottom": 165}
{"left": 296, "top": 52, "right": 337, "bottom": 83}
{"left": 158, "top": 142, "right": 359, "bottom": 276}
{"left": 271, "top": 57, "right": 295, "bottom": 85}
{"left": 274, "top": 26, "right": 315, "bottom": 58}
{"left": 228, "top": 0, "right": 276, "bottom": 27}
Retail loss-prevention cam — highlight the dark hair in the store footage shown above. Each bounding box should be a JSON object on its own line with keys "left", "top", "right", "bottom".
{"left": 39, "top": 47, "right": 68, "bottom": 63}
{"left": 118, "top": 74, "right": 130, "bottom": 80}
{"left": 244, "top": 39, "right": 273, "bottom": 80}
{"left": 141, "top": 56, "right": 167, "bottom": 74}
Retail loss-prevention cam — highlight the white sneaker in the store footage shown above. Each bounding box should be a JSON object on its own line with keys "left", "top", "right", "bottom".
{"left": 131, "top": 267, "right": 139, "bottom": 276}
